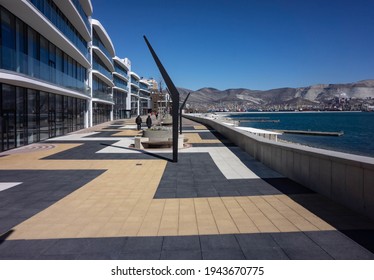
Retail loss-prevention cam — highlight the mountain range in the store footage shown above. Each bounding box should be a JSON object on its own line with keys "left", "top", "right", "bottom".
{"left": 177, "top": 79, "right": 374, "bottom": 108}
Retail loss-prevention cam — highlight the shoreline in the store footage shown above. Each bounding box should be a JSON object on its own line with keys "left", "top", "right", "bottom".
{"left": 211, "top": 113, "right": 374, "bottom": 159}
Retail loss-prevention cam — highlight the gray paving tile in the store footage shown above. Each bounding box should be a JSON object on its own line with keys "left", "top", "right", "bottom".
{"left": 83, "top": 237, "right": 128, "bottom": 254}
{"left": 160, "top": 250, "right": 202, "bottom": 260}
{"left": 242, "top": 247, "right": 289, "bottom": 260}
{"left": 202, "top": 249, "right": 246, "bottom": 260}
{"left": 0, "top": 239, "right": 57, "bottom": 259}
{"left": 236, "top": 233, "right": 279, "bottom": 250}
{"left": 122, "top": 236, "right": 163, "bottom": 251}
{"left": 306, "top": 231, "right": 374, "bottom": 260}
{"left": 162, "top": 236, "right": 200, "bottom": 251}
{"left": 42, "top": 238, "right": 90, "bottom": 256}
{"left": 270, "top": 232, "right": 333, "bottom": 260}
{"left": 200, "top": 235, "right": 241, "bottom": 251}
{"left": 117, "top": 250, "right": 161, "bottom": 260}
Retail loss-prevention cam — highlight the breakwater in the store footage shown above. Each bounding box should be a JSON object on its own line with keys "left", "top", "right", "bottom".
{"left": 185, "top": 114, "right": 374, "bottom": 221}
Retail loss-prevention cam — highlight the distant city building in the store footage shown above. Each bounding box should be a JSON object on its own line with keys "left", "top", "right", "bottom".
{"left": 0, "top": 0, "right": 151, "bottom": 152}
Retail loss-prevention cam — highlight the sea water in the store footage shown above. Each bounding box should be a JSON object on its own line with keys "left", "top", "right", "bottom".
{"left": 229, "top": 112, "right": 374, "bottom": 158}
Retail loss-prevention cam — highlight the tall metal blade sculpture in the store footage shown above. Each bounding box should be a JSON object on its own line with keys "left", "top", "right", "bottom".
{"left": 144, "top": 36, "right": 180, "bottom": 162}
{"left": 180, "top": 92, "right": 191, "bottom": 135}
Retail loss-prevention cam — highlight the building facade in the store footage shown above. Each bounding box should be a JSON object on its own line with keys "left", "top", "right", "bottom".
{"left": 0, "top": 0, "right": 151, "bottom": 152}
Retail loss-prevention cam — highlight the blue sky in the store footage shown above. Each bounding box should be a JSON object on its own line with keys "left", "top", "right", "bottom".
{"left": 91, "top": 0, "right": 374, "bottom": 91}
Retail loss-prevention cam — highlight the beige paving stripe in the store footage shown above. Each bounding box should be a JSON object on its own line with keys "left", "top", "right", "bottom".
{"left": 193, "top": 125, "right": 208, "bottom": 130}
{"left": 0, "top": 143, "right": 350, "bottom": 240}
{"left": 184, "top": 133, "right": 221, "bottom": 144}
{"left": 112, "top": 130, "right": 143, "bottom": 137}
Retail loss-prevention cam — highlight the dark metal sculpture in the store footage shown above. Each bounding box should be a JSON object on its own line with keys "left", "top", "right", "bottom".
{"left": 143, "top": 36, "right": 180, "bottom": 162}
{"left": 180, "top": 92, "right": 191, "bottom": 135}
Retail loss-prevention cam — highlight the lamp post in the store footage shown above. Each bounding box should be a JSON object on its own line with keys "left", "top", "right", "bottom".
{"left": 144, "top": 36, "right": 179, "bottom": 163}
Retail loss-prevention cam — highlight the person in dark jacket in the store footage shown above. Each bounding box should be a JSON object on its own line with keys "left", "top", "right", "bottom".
{"left": 146, "top": 115, "right": 152, "bottom": 129}
{"left": 135, "top": 115, "right": 142, "bottom": 130}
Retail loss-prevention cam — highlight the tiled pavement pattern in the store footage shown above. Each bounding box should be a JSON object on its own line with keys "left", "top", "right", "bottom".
{"left": 0, "top": 118, "right": 373, "bottom": 259}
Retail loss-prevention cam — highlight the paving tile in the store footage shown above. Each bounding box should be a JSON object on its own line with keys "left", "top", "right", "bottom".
{"left": 162, "top": 236, "right": 200, "bottom": 251}
{"left": 202, "top": 249, "right": 246, "bottom": 260}
{"left": 160, "top": 250, "right": 202, "bottom": 260}
{"left": 200, "top": 235, "right": 241, "bottom": 251}
{"left": 270, "top": 232, "right": 333, "bottom": 260}
{"left": 122, "top": 236, "right": 163, "bottom": 251}
{"left": 2, "top": 119, "right": 374, "bottom": 260}
{"left": 306, "top": 230, "right": 374, "bottom": 259}
{"left": 117, "top": 250, "right": 161, "bottom": 260}
{"left": 242, "top": 247, "right": 289, "bottom": 260}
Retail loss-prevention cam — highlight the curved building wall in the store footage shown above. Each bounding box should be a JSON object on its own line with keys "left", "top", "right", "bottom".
{"left": 0, "top": 4, "right": 88, "bottom": 152}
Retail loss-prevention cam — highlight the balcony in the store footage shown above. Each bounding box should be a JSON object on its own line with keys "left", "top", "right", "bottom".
{"left": 93, "top": 90, "right": 113, "bottom": 103}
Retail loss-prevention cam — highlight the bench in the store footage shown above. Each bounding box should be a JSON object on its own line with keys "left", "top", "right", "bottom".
{"left": 141, "top": 141, "right": 172, "bottom": 148}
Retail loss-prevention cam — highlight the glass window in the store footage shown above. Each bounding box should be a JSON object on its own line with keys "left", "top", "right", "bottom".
{"left": 16, "top": 18, "right": 27, "bottom": 74}
{"left": 27, "top": 89, "right": 38, "bottom": 144}
{"left": 27, "top": 26, "right": 39, "bottom": 77}
{"left": 39, "top": 91, "right": 48, "bottom": 141}
{"left": 48, "top": 42, "right": 56, "bottom": 83}
{"left": 48, "top": 93, "right": 56, "bottom": 138}
{"left": 16, "top": 87, "right": 26, "bottom": 147}
{"left": 55, "top": 94, "right": 63, "bottom": 136}
{"left": 1, "top": 8, "right": 16, "bottom": 70}
{"left": 1, "top": 84, "right": 16, "bottom": 150}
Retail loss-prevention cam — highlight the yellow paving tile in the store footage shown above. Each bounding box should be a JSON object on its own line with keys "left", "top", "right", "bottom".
{"left": 221, "top": 197, "right": 259, "bottom": 233}
{"left": 112, "top": 130, "right": 143, "bottom": 137}
{"left": 178, "top": 199, "right": 198, "bottom": 235}
{"left": 235, "top": 197, "right": 280, "bottom": 233}
{"left": 208, "top": 198, "right": 239, "bottom": 234}
{"left": 194, "top": 125, "right": 208, "bottom": 130}
{"left": 276, "top": 195, "right": 336, "bottom": 231}
{"left": 158, "top": 199, "right": 180, "bottom": 236}
{"left": 194, "top": 198, "right": 219, "bottom": 235}
{"left": 138, "top": 199, "right": 165, "bottom": 236}
{"left": 263, "top": 195, "right": 319, "bottom": 231}
{"left": 184, "top": 133, "right": 221, "bottom": 144}
{"left": 249, "top": 196, "right": 299, "bottom": 232}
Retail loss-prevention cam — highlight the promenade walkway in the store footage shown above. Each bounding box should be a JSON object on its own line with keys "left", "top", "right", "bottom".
{"left": 0, "top": 118, "right": 373, "bottom": 259}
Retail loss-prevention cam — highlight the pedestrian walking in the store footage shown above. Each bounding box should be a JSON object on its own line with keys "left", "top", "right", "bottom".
{"left": 135, "top": 115, "right": 142, "bottom": 130}
{"left": 146, "top": 115, "right": 152, "bottom": 129}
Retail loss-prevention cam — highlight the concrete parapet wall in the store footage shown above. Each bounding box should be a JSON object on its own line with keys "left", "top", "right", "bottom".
{"left": 185, "top": 115, "right": 374, "bottom": 221}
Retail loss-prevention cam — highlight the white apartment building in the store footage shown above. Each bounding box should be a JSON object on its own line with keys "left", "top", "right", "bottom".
{"left": 0, "top": 0, "right": 151, "bottom": 152}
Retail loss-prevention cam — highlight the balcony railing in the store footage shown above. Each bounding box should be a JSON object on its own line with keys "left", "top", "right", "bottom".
{"left": 71, "top": 0, "right": 91, "bottom": 33}
{"left": 93, "top": 34, "right": 113, "bottom": 63}
{"left": 93, "top": 90, "right": 113, "bottom": 102}
{"left": 29, "top": 0, "right": 89, "bottom": 59}
{"left": 93, "top": 59, "right": 112, "bottom": 81}
{"left": 1, "top": 47, "right": 88, "bottom": 95}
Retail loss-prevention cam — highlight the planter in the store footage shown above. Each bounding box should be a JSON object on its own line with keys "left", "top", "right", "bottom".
{"left": 143, "top": 128, "right": 172, "bottom": 141}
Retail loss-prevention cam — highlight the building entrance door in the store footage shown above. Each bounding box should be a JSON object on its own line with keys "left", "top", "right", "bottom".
{"left": 1, "top": 110, "right": 16, "bottom": 152}
{"left": 48, "top": 109, "right": 56, "bottom": 138}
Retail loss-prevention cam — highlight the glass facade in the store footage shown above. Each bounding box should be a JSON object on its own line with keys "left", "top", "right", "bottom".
{"left": 114, "top": 75, "right": 128, "bottom": 90}
{"left": 92, "top": 102, "right": 111, "bottom": 125}
{"left": 93, "top": 52, "right": 112, "bottom": 81}
{"left": 130, "top": 95, "right": 138, "bottom": 116}
{"left": 71, "top": 0, "right": 90, "bottom": 33}
{"left": 93, "top": 29, "right": 112, "bottom": 63}
{"left": 140, "top": 99, "right": 149, "bottom": 116}
{"left": 29, "top": 0, "right": 89, "bottom": 58}
{"left": 113, "top": 89, "right": 127, "bottom": 120}
{"left": 114, "top": 61, "right": 128, "bottom": 78}
{"left": 0, "top": 83, "right": 86, "bottom": 152}
{"left": 0, "top": 3, "right": 151, "bottom": 152}
{"left": 0, "top": 7, "right": 88, "bottom": 93}
{"left": 92, "top": 75, "right": 113, "bottom": 102}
